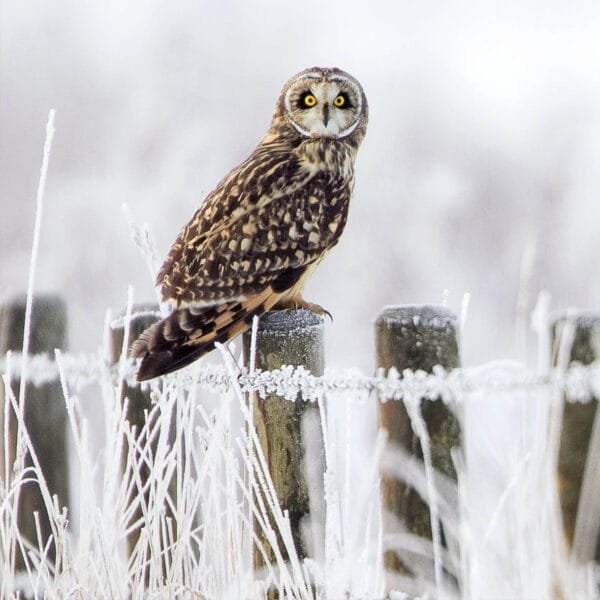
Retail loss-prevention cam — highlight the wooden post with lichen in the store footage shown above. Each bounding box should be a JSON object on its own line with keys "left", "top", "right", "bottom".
{"left": 242, "top": 309, "right": 325, "bottom": 569}
{"left": 110, "top": 302, "right": 162, "bottom": 558}
{"left": 552, "top": 312, "right": 600, "bottom": 561}
{"left": 375, "top": 304, "right": 461, "bottom": 576}
{"left": 0, "top": 294, "right": 69, "bottom": 569}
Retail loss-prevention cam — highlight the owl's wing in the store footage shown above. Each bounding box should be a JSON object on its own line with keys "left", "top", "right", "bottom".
{"left": 158, "top": 149, "right": 350, "bottom": 307}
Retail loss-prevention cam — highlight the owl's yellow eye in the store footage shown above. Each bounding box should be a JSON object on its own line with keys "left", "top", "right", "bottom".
{"left": 302, "top": 93, "right": 317, "bottom": 108}
{"left": 334, "top": 95, "right": 346, "bottom": 108}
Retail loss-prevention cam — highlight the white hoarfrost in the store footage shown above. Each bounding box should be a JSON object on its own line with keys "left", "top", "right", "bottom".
{"left": 2, "top": 344, "right": 600, "bottom": 598}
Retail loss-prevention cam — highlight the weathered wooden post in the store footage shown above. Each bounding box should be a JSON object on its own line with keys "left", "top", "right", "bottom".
{"left": 110, "top": 302, "right": 161, "bottom": 557}
{"left": 0, "top": 294, "right": 68, "bottom": 568}
{"left": 552, "top": 312, "right": 600, "bottom": 561}
{"left": 375, "top": 304, "right": 461, "bottom": 576}
{"left": 242, "top": 309, "right": 325, "bottom": 569}
{"left": 110, "top": 303, "right": 161, "bottom": 441}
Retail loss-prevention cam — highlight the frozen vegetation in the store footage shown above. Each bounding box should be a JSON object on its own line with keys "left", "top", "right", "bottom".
{"left": 2, "top": 332, "right": 600, "bottom": 598}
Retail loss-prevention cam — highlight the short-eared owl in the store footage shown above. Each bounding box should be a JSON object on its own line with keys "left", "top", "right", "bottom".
{"left": 133, "top": 66, "right": 368, "bottom": 380}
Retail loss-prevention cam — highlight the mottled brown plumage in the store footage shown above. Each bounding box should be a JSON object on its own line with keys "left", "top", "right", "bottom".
{"left": 132, "top": 67, "right": 368, "bottom": 380}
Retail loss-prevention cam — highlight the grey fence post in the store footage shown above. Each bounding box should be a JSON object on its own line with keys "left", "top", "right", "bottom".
{"left": 552, "top": 312, "right": 600, "bottom": 561}
{"left": 110, "top": 303, "right": 161, "bottom": 559}
{"left": 375, "top": 304, "right": 461, "bottom": 576}
{"left": 242, "top": 309, "right": 325, "bottom": 569}
{"left": 0, "top": 294, "right": 68, "bottom": 568}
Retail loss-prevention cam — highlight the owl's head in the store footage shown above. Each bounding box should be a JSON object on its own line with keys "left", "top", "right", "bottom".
{"left": 271, "top": 67, "right": 368, "bottom": 143}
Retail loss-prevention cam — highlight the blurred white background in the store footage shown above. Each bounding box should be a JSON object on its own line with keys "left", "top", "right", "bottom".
{"left": 3, "top": 0, "right": 600, "bottom": 370}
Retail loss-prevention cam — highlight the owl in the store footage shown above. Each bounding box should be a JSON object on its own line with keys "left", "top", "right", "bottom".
{"left": 132, "top": 66, "right": 368, "bottom": 380}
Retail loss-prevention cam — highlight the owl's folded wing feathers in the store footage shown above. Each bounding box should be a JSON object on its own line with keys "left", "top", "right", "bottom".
{"left": 157, "top": 148, "right": 350, "bottom": 307}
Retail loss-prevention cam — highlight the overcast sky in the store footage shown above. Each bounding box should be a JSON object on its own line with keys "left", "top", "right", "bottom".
{"left": 2, "top": 1, "right": 600, "bottom": 369}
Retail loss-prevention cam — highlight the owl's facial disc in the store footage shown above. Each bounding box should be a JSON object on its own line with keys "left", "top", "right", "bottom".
{"left": 284, "top": 75, "right": 363, "bottom": 139}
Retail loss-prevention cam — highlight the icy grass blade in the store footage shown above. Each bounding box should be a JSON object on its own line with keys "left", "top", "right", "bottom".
{"left": 8, "top": 109, "right": 56, "bottom": 589}
{"left": 19, "top": 109, "right": 56, "bottom": 412}
{"left": 318, "top": 394, "right": 386, "bottom": 599}
{"left": 460, "top": 292, "right": 471, "bottom": 333}
{"left": 403, "top": 395, "right": 445, "bottom": 596}
{"left": 573, "top": 396, "right": 600, "bottom": 560}
{"left": 122, "top": 203, "right": 162, "bottom": 292}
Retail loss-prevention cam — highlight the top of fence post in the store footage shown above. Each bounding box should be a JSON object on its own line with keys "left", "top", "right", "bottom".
{"left": 0, "top": 294, "right": 67, "bottom": 355}
{"left": 375, "top": 304, "right": 460, "bottom": 372}
{"left": 245, "top": 309, "right": 324, "bottom": 372}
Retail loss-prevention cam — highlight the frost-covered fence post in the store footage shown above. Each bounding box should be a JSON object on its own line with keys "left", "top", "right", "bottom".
{"left": 0, "top": 294, "right": 68, "bottom": 568}
{"left": 110, "top": 302, "right": 162, "bottom": 558}
{"left": 242, "top": 309, "right": 325, "bottom": 569}
{"left": 375, "top": 305, "right": 461, "bottom": 577}
{"left": 552, "top": 312, "right": 600, "bottom": 561}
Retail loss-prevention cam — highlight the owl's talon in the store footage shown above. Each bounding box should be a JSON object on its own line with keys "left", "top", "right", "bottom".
{"left": 305, "top": 303, "right": 333, "bottom": 322}
{"left": 275, "top": 297, "right": 332, "bottom": 321}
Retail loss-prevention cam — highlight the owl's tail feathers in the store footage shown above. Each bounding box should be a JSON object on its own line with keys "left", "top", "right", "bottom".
{"left": 131, "top": 288, "right": 279, "bottom": 381}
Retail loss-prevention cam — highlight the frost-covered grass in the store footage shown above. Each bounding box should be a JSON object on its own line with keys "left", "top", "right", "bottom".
{"left": 1, "top": 338, "right": 387, "bottom": 599}
{"left": 2, "top": 340, "right": 600, "bottom": 598}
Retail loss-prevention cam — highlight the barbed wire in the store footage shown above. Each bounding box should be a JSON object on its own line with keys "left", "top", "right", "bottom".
{"left": 2, "top": 351, "right": 600, "bottom": 405}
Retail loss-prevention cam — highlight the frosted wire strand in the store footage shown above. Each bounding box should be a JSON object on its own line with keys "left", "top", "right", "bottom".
{"left": 19, "top": 109, "right": 56, "bottom": 412}
{"left": 2, "top": 351, "right": 600, "bottom": 405}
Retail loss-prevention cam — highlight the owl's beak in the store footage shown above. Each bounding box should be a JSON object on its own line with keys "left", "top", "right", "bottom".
{"left": 322, "top": 104, "right": 330, "bottom": 127}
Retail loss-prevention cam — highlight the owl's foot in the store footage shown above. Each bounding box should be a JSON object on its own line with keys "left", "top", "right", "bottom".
{"left": 274, "top": 296, "right": 333, "bottom": 321}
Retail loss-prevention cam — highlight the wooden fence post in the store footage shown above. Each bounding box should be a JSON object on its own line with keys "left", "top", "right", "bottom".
{"left": 0, "top": 294, "right": 68, "bottom": 568}
{"left": 110, "top": 302, "right": 161, "bottom": 558}
{"left": 110, "top": 303, "right": 161, "bottom": 437}
{"left": 242, "top": 309, "right": 325, "bottom": 569}
{"left": 375, "top": 304, "right": 461, "bottom": 576}
{"left": 552, "top": 312, "right": 600, "bottom": 561}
